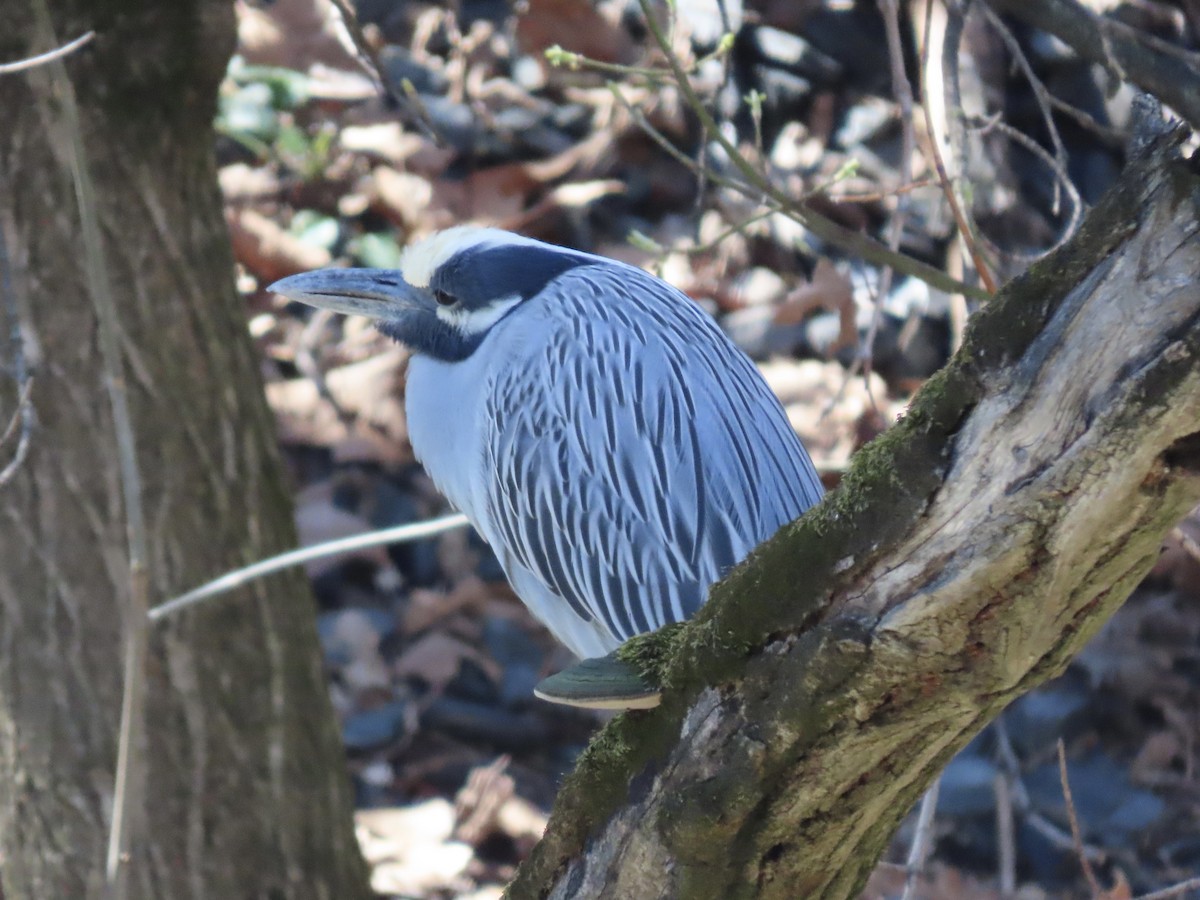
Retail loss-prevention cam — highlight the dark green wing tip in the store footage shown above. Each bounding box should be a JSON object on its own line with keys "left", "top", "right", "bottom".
{"left": 534, "top": 652, "right": 662, "bottom": 710}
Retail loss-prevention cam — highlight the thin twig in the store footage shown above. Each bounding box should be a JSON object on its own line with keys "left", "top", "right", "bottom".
{"left": 900, "top": 779, "right": 940, "bottom": 900}
{"left": 28, "top": 6, "right": 151, "bottom": 893}
{"left": 0, "top": 377, "right": 31, "bottom": 446}
{"left": 326, "top": 0, "right": 387, "bottom": 95}
{"left": 983, "top": 0, "right": 1200, "bottom": 131}
{"left": 610, "top": 85, "right": 756, "bottom": 198}
{"left": 1171, "top": 525, "right": 1200, "bottom": 566}
{"left": 994, "top": 771, "right": 1016, "bottom": 897}
{"left": 1058, "top": 738, "right": 1104, "bottom": 898}
{"left": 993, "top": 718, "right": 1108, "bottom": 865}
{"left": 862, "top": 0, "right": 919, "bottom": 410}
{"left": 1134, "top": 876, "right": 1200, "bottom": 900}
{"left": 616, "top": 91, "right": 915, "bottom": 275}
{"left": 326, "top": 0, "right": 441, "bottom": 142}
{"left": 148, "top": 514, "right": 470, "bottom": 621}
{"left": 1044, "top": 93, "right": 1126, "bottom": 148}
{"left": 967, "top": 112, "right": 1083, "bottom": 251}
{"left": 0, "top": 379, "right": 34, "bottom": 488}
{"left": 919, "top": 0, "right": 998, "bottom": 294}
{"left": 0, "top": 205, "right": 35, "bottom": 489}
{"left": 828, "top": 178, "right": 936, "bottom": 204}
{"left": 630, "top": 208, "right": 775, "bottom": 260}
{"left": 975, "top": 2, "right": 1072, "bottom": 215}
{"left": 0, "top": 30, "right": 93, "bottom": 75}
{"left": 633, "top": 0, "right": 990, "bottom": 301}
{"left": 546, "top": 45, "right": 675, "bottom": 81}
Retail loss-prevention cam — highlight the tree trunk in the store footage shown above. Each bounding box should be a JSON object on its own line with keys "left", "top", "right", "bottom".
{"left": 0, "top": 3, "right": 369, "bottom": 898}
{"left": 507, "top": 136, "right": 1200, "bottom": 898}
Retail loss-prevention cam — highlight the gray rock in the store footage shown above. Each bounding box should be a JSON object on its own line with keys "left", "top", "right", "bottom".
{"left": 937, "top": 755, "right": 1000, "bottom": 818}
{"left": 343, "top": 701, "right": 411, "bottom": 751}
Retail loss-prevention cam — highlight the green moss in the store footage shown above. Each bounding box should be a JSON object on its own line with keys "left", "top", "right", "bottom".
{"left": 574, "top": 715, "right": 635, "bottom": 779}
{"left": 616, "top": 622, "right": 688, "bottom": 687}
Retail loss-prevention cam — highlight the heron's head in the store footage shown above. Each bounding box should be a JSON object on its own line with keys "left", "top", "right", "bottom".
{"left": 269, "top": 227, "right": 589, "bottom": 361}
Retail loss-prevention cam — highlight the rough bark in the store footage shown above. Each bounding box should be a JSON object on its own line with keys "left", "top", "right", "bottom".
{"left": 507, "top": 137, "right": 1200, "bottom": 898}
{"left": 0, "top": 3, "right": 369, "bottom": 898}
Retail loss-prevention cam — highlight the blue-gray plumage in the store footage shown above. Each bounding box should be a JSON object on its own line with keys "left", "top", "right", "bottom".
{"left": 271, "top": 227, "right": 823, "bottom": 664}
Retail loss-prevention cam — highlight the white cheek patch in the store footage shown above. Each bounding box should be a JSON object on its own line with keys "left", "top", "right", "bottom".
{"left": 437, "top": 296, "right": 523, "bottom": 335}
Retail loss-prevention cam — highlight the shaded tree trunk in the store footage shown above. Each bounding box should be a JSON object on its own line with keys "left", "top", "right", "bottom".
{"left": 0, "top": 3, "right": 369, "bottom": 897}
{"left": 507, "top": 137, "right": 1200, "bottom": 898}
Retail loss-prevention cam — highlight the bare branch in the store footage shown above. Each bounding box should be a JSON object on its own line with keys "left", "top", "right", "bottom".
{"left": 633, "top": 0, "right": 991, "bottom": 301}
{"left": 0, "top": 29, "right": 92, "bottom": 75}
{"left": 1057, "top": 739, "right": 1104, "bottom": 898}
{"left": 148, "top": 513, "right": 469, "bottom": 621}
{"left": 967, "top": 112, "right": 1084, "bottom": 250}
{"left": 862, "top": 0, "right": 921, "bottom": 400}
{"left": 984, "top": 0, "right": 1200, "bottom": 130}
{"left": 917, "top": 0, "right": 999, "bottom": 293}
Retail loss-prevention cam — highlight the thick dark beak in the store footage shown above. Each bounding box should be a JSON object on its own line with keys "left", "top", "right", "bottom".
{"left": 268, "top": 268, "right": 432, "bottom": 319}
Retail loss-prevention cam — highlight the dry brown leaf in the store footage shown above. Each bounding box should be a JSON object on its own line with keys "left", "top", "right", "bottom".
{"left": 433, "top": 163, "right": 542, "bottom": 224}
{"left": 1151, "top": 509, "right": 1200, "bottom": 598}
{"left": 459, "top": 887, "right": 505, "bottom": 900}
{"left": 760, "top": 359, "right": 899, "bottom": 473}
{"left": 436, "top": 524, "right": 481, "bottom": 584}
{"left": 522, "top": 129, "right": 615, "bottom": 183}
{"left": 861, "top": 861, "right": 1010, "bottom": 900}
{"left": 369, "top": 165, "right": 439, "bottom": 232}
{"left": 1131, "top": 730, "right": 1183, "bottom": 783}
{"left": 402, "top": 577, "right": 494, "bottom": 635}
{"left": 237, "top": 0, "right": 362, "bottom": 72}
{"left": 226, "top": 207, "right": 333, "bottom": 285}
{"left": 356, "top": 800, "right": 474, "bottom": 896}
{"left": 266, "top": 348, "right": 413, "bottom": 465}
{"left": 218, "top": 163, "right": 283, "bottom": 202}
{"left": 500, "top": 179, "right": 625, "bottom": 233}
{"left": 515, "top": 0, "right": 634, "bottom": 74}
{"left": 1097, "top": 869, "right": 1133, "bottom": 900}
{"left": 453, "top": 756, "right": 546, "bottom": 853}
{"left": 775, "top": 258, "right": 856, "bottom": 355}
{"left": 454, "top": 757, "right": 516, "bottom": 845}
{"left": 339, "top": 123, "right": 455, "bottom": 176}
{"left": 495, "top": 794, "right": 548, "bottom": 845}
{"left": 442, "top": 614, "right": 485, "bottom": 646}
{"left": 394, "top": 631, "right": 501, "bottom": 690}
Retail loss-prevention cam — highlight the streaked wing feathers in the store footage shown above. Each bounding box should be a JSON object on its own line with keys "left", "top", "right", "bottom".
{"left": 480, "top": 264, "right": 823, "bottom": 649}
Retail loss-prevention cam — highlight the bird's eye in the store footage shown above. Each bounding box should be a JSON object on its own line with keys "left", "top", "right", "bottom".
{"left": 434, "top": 289, "right": 456, "bottom": 307}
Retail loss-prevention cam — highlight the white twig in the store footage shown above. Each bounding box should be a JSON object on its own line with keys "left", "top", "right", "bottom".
{"left": 0, "top": 30, "right": 93, "bottom": 75}
{"left": 148, "top": 513, "right": 470, "bottom": 621}
{"left": 901, "top": 778, "right": 940, "bottom": 900}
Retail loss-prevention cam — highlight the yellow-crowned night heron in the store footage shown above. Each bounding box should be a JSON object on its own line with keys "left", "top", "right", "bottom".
{"left": 271, "top": 227, "right": 823, "bottom": 708}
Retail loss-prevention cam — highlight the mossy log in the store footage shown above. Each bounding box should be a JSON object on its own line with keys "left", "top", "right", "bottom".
{"left": 507, "top": 133, "right": 1200, "bottom": 899}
